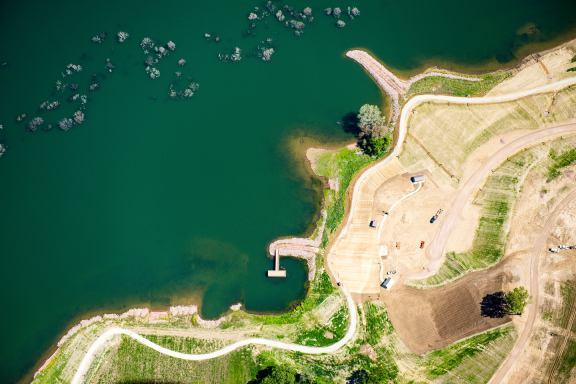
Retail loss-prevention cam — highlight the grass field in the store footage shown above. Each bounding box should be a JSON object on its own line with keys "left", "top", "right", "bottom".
{"left": 363, "top": 301, "right": 395, "bottom": 346}
{"left": 406, "top": 70, "right": 512, "bottom": 99}
{"left": 420, "top": 324, "right": 517, "bottom": 384}
{"left": 402, "top": 85, "right": 576, "bottom": 181}
{"left": 90, "top": 335, "right": 256, "bottom": 384}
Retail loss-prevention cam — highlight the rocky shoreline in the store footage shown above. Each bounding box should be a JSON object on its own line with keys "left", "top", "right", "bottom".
{"left": 268, "top": 209, "right": 326, "bottom": 280}
{"left": 345, "top": 50, "right": 482, "bottom": 126}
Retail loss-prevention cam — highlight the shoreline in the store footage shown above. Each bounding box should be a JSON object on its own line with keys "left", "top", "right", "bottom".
{"left": 33, "top": 303, "right": 243, "bottom": 378}
{"left": 30, "top": 36, "right": 576, "bottom": 384}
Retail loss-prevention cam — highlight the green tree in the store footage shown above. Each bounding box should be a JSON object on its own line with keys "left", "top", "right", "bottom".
{"left": 261, "top": 366, "right": 298, "bottom": 384}
{"left": 505, "top": 286, "right": 532, "bottom": 315}
{"left": 364, "top": 135, "right": 391, "bottom": 157}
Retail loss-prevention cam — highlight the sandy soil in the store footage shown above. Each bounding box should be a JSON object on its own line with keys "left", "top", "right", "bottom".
{"left": 489, "top": 169, "right": 576, "bottom": 384}
{"left": 488, "top": 42, "right": 576, "bottom": 97}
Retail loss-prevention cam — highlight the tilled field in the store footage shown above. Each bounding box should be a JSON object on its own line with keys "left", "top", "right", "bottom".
{"left": 381, "top": 256, "right": 520, "bottom": 354}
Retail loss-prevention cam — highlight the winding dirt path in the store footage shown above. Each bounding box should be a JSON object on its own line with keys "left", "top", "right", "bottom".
{"left": 489, "top": 188, "right": 576, "bottom": 384}
{"left": 71, "top": 285, "right": 357, "bottom": 384}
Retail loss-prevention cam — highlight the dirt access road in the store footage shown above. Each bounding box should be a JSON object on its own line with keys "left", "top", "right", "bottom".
{"left": 489, "top": 188, "right": 576, "bottom": 384}
{"left": 417, "top": 122, "right": 576, "bottom": 279}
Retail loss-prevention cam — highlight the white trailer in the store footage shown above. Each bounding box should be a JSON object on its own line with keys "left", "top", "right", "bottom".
{"left": 550, "top": 248, "right": 559, "bottom": 253}
{"left": 381, "top": 278, "right": 395, "bottom": 289}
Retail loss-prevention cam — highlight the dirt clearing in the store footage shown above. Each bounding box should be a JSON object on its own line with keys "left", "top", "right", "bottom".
{"left": 381, "top": 254, "right": 522, "bottom": 354}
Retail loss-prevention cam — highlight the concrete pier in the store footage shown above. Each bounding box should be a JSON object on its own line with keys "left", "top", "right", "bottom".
{"left": 268, "top": 249, "right": 286, "bottom": 277}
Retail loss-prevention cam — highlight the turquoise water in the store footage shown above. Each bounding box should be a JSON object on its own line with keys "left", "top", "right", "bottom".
{"left": 1, "top": 0, "right": 575, "bottom": 382}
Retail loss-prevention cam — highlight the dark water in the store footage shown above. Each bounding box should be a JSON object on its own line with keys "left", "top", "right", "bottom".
{"left": 0, "top": 0, "right": 575, "bottom": 382}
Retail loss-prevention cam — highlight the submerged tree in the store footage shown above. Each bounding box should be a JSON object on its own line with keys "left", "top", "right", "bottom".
{"left": 259, "top": 47, "right": 274, "bottom": 61}
{"left": 333, "top": 7, "right": 341, "bottom": 17}
{"left": 231, "top": 47, "right": 242, "bottom": 62}
{"left": 117, "top": 31, "right": 129, "bottom": 42}
{"left": 140, "top": 37, "right": 154, "bottom": 49}
{"left": 336, "top": 20, "right": 346, "bottom": 28}
{"left": 505, "top": 287, "right": 532, "bottom": 315}
{"left": 58, "top": 118, "right": 73, "bottom": 131}
{"left": 26, "top": 117, "right": 44, "bottom": 132}
{"left": 324, "top": 7, "right": 332, "bottom": 15}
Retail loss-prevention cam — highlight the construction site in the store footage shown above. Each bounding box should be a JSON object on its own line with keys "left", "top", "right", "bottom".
{"left": 32, "top": 40, "right": 576, "bottom": 384}
{"left": 321, "top": 40, "right": 576, "bottom": 383}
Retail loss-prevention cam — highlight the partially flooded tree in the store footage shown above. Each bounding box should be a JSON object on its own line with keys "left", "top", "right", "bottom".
{"left": 357, "top": 104, "right": 389, "bottom": 157}
{"left": 358, "top": 104, "right": 385, "bottom": 135}
{"left": 505, "top": 286, "right": 532, "bottom": 315}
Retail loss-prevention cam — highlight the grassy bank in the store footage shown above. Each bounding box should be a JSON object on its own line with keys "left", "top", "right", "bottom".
{"left": 311, "top": 148, "right": 376, "bottom": 248}
{"left": 406, "top": 70, "right": 513, "bottom": 99}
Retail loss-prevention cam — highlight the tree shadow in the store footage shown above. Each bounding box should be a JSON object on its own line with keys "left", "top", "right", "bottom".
{"left": 480, "top": 291, "right": 507, "bottom": 318}
{"left": 342, "top": 112, "right": 360, "bottom": 135}
{"left": 346, "top": 369, "right": 367, "bottom": 384}
{"left": 247, "top": 366, "right": 274, "bottom": 384}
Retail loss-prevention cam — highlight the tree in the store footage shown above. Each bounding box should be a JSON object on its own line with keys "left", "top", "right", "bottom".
{"left": 357, "top": 104, "right": 385, "bottom": 137}
{"left": 261, "top": 366, "right": 298, "bottom": 384}
{"left": 505, "top": 286, "right": 532, "bottom": 315}
{"left": 364, "top": 135, "right": 390, "bottom": 157}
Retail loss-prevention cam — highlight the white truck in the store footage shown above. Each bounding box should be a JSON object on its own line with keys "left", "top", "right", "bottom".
{"left": 550, "top": 248, "right": 560, "bottom": 253}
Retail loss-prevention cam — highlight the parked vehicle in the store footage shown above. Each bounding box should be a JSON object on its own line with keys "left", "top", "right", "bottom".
{"left": 396, "top": 242, "right": 401, "bottom": 248}
{"left": 420, "top": 241, "right": 425, "bottom": 249}
{"left": 381, "top": 278, "right": 395, "bottom": 289}
{"left": 387, "top": 270, "right": 396, "bottom": 275}
{"left": 550, "top": 248, "right": 559, "bottom": 253}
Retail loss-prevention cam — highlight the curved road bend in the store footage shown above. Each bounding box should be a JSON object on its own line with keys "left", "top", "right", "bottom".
{"left": 72, "top": 286, "right": 357, "bottom": 384}
{"left": 489, "top": 188, "right": 576, "bottom": 384}
{"left": 338, "top": 77, "right": 576, "bottom": 246}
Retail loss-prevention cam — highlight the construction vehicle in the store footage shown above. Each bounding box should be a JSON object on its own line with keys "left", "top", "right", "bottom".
{"left": 420, "top": 241, "right": 425, "bottom": 249}
{"left": 550, "top": 248, "right": 559, "bottom": 253}
{"left": 387, "top": 270, "right": 396, "bottom": 275}
{"left": 396, "top": 242, "right": 401, "bottom": 249}
{"left": 430, "top": 208, "right": 443, "bottom": 224}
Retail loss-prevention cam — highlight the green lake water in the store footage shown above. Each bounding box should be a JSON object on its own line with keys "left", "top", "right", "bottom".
{"left": 0, "top": 0, "right": 575, "bottom": 382}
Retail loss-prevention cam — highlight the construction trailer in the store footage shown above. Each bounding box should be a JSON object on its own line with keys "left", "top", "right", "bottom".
{"left": 411, "top": 174, "right": 425, "bottom": 183}
{"left": 370, "top": 220, "right": 379, "bottom": 228}
{"left": 381, "top": 278, "right": 395, "bottom": 289}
